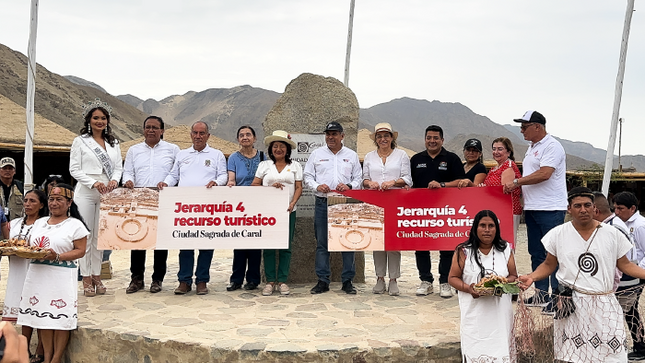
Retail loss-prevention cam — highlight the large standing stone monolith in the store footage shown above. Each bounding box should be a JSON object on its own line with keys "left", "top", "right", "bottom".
{"left": 263, "top": 73, "right": 364, "bottom": 284}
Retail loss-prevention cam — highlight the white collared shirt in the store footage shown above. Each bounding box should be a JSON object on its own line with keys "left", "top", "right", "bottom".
{"left": 362, "top": 148, "right": 412, "bottom": 188}
{"left": 122, "top": 140, "right": 179, "bottom": 187}
{"left": 163, "top": 144, "right": 227, "bottom": 187}
{"left": 303, "top": 146, "right": 362, "bottom": 197}
{"left": 624, "top": 212, "right": 645, "bottom": 268}
{"left": 521, "top": 133, "right": 567, "bottom": 210}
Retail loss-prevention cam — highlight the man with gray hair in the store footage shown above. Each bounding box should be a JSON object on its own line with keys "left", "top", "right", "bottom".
{"left": 158, "top": 121, "right": 227, "bottom": 295}
{"left": 504, "top": 110, "right": 567, "bottom": 311}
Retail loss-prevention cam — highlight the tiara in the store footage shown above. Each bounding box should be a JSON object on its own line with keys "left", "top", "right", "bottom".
{"left": 82, "top": 98, "right": 112, "bottom": 117}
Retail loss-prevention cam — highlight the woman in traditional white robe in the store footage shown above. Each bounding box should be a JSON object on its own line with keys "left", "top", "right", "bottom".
{"left": 449, "top": 210, "right": 518, "bottom": 362}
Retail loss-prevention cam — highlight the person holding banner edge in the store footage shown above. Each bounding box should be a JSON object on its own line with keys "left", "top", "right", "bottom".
{"left": 362, "top": 123, "right": 412, "bottom": 296}
{"left": 410, "top": 125, "right": 466, "bottom": 298}
{"left": 504, "top": 110, "right": 567, "bottom": 311}
{"left": 304, "top": 120, "right": 362, "bottom": 295}
{"left": 252, "top": 130, "right": 303, "bottom": 296}
{"left": 69, "top": 99, "right": 122, "bottom": 297}
{"left": 158, "top": 121, "right": 228, "bottom": 295}
{"left": 226, "top": 126, "right": 264, "bottom": 292}
{"left": 122, "top": 116, "right": 179, "bottom": 294}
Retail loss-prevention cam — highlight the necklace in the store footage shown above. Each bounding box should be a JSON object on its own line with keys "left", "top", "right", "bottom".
{"left": 478, "top": 248, "right": 495, "bottom": 273}
{"left": 377, "top": 149, "right": 393, "bottom": 158}
{"left": 17, "top": 217, "right": 34, "bottom": 240}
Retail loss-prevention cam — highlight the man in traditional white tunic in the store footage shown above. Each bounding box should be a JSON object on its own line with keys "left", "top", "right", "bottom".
{"left": 519, "top": 187, "right": 645, "bottom": 363}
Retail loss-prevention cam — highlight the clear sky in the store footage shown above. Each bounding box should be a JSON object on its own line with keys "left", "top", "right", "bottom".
{"left": 1, "top": 1, "right": 643, "bottom": 155}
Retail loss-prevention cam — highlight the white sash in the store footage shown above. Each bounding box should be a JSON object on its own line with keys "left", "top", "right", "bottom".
{"left": 80, "top": 136, "right": 114, "bottom": 180}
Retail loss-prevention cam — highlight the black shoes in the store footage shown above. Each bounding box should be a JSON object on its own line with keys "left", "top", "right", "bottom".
{"left": 310, "top": 280, "right": 330, "bottom": 294}
{"left": 342, "top": 281, "right": 357, "bottom": 295}
{"left": 227, "top": 282, "right": 242, "bottom": 291}
{"left": 243, "top": 282, "right": 258, "bottom": 290}
{"left": 628, "top": 350, "right": 645, "bottom": 361}
{"left": 126, "top": 279, "right": 144, "bottom": 294}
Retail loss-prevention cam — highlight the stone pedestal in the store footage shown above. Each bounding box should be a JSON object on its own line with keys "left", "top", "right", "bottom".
{"left": 263, "top": 73, "right": 364, "bottom": 284}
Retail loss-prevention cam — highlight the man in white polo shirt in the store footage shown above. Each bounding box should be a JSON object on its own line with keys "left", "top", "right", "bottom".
{"left": 504, "top": 110, "right": 567, "bottom": 309}
{"left": 122, "top": 116, "right": 179, "bottom": 294}
{"left": 158, "top": 121, "right": 228, "bottom": 296}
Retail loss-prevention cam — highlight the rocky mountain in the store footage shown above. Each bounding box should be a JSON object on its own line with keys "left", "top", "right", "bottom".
{"left": 64, "top": 75, "right": 108, "bottom": 94}
{"left": 117, "top": 86, "right": 280, "bottom": 142}
{"left": 0, "top": 43, "right": 147, "bottom": 143}
{"left": 359, "top": 98, "right": 524, "bottom": 153}
{"left": 503, "top": 124, "right": 645, "bottom": 171}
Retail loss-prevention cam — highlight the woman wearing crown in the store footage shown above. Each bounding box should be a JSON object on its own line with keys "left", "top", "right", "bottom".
{"left": 69, "top": 99, "right": 122, "bottom": 297}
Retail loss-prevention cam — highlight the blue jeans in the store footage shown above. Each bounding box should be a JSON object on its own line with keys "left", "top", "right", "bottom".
{"left": 314, "top": 197, "right": 355, "bottom": 284}
{"left": 177, "top": 250, "right": 214, "bottom": 284}
{"left": 524, "top": 210, "right": 565, "bottom": 294}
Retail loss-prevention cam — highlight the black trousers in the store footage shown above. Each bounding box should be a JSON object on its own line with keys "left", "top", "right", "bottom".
{"left": 415, "top": 250, "right": 454, "bottom": 284}
{"left": 130, "top": 250, "right": 168, "bottom": 282}
{"left": 617, "top": 283, "right": 645, "bottom": 352}
{"left": 229, "top": 249, "right": 262, "bottom": 284}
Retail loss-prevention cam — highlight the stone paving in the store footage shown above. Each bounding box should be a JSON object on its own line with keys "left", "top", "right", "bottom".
{"left": 0, "top": 226, "right": 532, "bottom": 362}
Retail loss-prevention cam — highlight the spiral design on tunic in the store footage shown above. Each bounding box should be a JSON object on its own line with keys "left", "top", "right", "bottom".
{"left": 578, "top": 253, "right": 598, "bottom": 276}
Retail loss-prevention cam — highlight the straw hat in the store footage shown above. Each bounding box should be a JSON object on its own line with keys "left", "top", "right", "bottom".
{"left": 369, "top": 123, "right": 398, "bottom": 141}
{"left": 264, "top": 130, "right": 297, "bottom": 148}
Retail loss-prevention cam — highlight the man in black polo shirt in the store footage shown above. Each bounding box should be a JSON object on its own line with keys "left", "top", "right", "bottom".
{"left": 410, "top": 125, "right": 465, "bottom": 298}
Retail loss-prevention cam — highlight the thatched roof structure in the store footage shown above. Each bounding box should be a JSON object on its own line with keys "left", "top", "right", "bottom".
{"left": 0, "top": 94, "right": 76, "bottom": 151}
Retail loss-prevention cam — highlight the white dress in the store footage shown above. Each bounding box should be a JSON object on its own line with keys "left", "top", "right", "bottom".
{"left": 458, "top": 244, "right": 514, "bottom": 362}
{"left": 543, "top": 222, "right": 632, "bottom": 363}
{"left": 17, "top": 217, "right": 89, "bottom": 330}
{"left": 2, "top": 218, "right": 33, "bottom": 321}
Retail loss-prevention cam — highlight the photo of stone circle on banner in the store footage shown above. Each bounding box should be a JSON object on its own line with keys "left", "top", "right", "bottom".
{"left": 327, "top": 187, "right": 513, "bottom": 252}
{"left": 98, "top": 187, "right": 289, "bottom": 250}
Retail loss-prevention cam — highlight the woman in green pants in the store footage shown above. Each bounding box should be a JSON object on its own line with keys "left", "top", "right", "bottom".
{"left": 252, "top": 130, "right": 302, "bottom": 295}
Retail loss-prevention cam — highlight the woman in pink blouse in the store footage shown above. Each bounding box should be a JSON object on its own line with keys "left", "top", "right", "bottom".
{"left": 482, "top": 137, "right": 522, "bottom": 240}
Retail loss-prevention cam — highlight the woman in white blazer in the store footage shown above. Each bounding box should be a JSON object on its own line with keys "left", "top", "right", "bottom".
{"left": 69, "top": 102, "right": 122, "bottom": 296}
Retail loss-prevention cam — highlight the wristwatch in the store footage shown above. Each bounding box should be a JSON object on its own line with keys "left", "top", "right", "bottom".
{"left": 347, "top": 184, "right": 352, "bottom": 190}
{"left": 440, "top": 182, "right": 446, "bottom": 188}
{"left": 513, "top": 178, "right": 519, "bottom": 186}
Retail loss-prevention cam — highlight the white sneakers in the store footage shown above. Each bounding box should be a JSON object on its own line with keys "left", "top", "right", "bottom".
{"left": 373, "top": 278, "right": 386, "bottom": 294}
{"left": 263, "top": 282, "right": 290, "bottom": 296}
{"left": 388, "top": 280, "right": 400, "bottom": 296}
{"left": 440, "top": 283, "right": 453, "bottom": 298}
{"left": 262, "top": 283, "right": 275, "bottom": 296}
{"left": 416, "top": 281, "right": 434, "bottom": 296}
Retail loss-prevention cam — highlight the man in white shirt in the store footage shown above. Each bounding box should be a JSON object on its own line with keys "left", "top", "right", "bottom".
{"left": 613, "top": 191, "right": 645, "bottom": 361}
{"left": 158, "top": 121, "right": 228, "bottom": 295}
{"left": 122, "top": 116, "right": 179, "bottom": 294}
{"left": 504, "top": 110, "right": 567, "bottom": 309}
{"left": 519, "top": 187, "right": 645, "bottom": 362}
{"left": 304, "top": 121, "right": 362, "bottom": 294}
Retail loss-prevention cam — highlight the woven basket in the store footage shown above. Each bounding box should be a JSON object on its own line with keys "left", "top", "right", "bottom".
{"left": 0, "top": 247, "right": 16, "bottom": 256}
{"left": 14, "top": 249, "right": 49, "bottom": 259}
{"left": 473, "top": 286, "right": 496, "bottom": 296}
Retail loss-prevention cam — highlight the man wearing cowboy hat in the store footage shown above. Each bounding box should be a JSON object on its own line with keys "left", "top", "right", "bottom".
{"left": 304, "top": 120, "right": 362, "bottom": 294}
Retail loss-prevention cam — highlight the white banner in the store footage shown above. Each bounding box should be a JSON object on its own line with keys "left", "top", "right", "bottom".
{"left": 156, "top": 186, "right": 289, "bottom": 250}
{"left": 98, "top": 187, "right": 289, "bottom": 250}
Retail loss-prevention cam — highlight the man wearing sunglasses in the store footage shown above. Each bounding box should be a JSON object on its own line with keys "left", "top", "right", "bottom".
{"left": 504, "top": 110, "right": 567, "bottom": 312}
